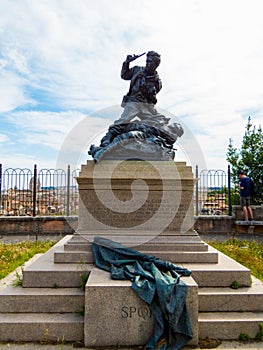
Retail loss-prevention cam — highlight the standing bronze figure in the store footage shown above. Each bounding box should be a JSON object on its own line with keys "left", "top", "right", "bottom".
{"left": 115, "top": 51, "right": 162, "bottom": 124}
{"left": 89, "top": 51, "right": 183, "bottom": 162}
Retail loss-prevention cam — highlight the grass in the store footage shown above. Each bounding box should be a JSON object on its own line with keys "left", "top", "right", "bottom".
{"left": 0, "top": 238, "right": 262, "bottom": 283}
{"left": 0, "top": 240, "right": 55, "bottom": 280}
{"left": 208, "top": 239, "right": 263, "bottom": 282}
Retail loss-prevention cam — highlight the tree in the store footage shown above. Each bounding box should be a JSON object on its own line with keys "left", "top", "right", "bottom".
{"left": 226, "top": 116, "right": 263, "bottom": 204}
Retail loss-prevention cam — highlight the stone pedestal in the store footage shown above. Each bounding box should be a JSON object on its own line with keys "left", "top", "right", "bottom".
{"left": 77, "top": 160, "right": 195, "bottom": 236}
{"left": 58, "top": 160, "right": 217, "bottom": 264}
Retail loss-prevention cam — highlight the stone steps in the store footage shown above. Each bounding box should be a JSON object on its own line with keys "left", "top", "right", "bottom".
{"left": 199, "top": 312, "right": 263, "bottom": 340}
{"left": 56, "top": 236, "right": 217, "bottom": 264}
{"left": 23, "top": 268, "right": 90, "bottom": 288}
{"left": 0, "top": 313, "right": 84, "bottom": 343}
{"left": 198, "top": 277, "right": 263, "bottom": 312}
{"left": 54, "top": 249, "right": 218, "bottom": 264}
{"left": 183, "top": 246, "right": 251, "bottom": 287}
{"left": 0, "top": 285, "right": 84, "bottom": 313}
{"left": 22, "top": 238, "right": 250, "bottom": 288}
{"left": 198, "top": 277, "right": 263, "bottom": 340}
{"left": 68, "top": 232, "right": 203, "bottom": 242}
{"left": 21, "top": 237, "right": 92, "bottom": 288}
{"left": 0, "top": 244, "right": 85, "bottom": 344}
{"left": 64, "top": 242, "right": 209, "bottom": 252}
{"left": 0, "top": 235, "right": 261, "bottom": 345}
{"left": 140, "top": 249, "right": 218, "bottom": 263}
{"left": 137, "top": 242, "right": 209, "bottom": 251}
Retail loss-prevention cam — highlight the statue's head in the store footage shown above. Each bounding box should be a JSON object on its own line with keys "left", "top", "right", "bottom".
{"left": 146, "top": 51, "right": 161, "bottom": 72}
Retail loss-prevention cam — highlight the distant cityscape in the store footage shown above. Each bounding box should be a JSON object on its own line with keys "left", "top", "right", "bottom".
{"left": 0, "top": 177, "right": 79, "bottom": 216}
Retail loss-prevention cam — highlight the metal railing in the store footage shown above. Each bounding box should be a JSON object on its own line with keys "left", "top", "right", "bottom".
{"left": 0, "top": 164, "right": 79, "bottom": 216}
{"left": 0, "top": 163, "right": 233, "bottom": 217}
{"left": 195, "top": 165, "right": 231, "bottom": 216}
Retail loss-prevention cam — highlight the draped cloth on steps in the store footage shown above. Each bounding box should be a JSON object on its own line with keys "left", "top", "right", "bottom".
{"left": 92, "top": 236, "right": 193, "bottom": 350}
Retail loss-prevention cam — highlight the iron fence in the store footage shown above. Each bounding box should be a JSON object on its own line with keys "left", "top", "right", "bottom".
{"left": 195, "top": 165, "right": 231, "bottom": 216}
{"left": 0, "top": 163, "right": 233, "bottom": 217}
{"left": 0, "top": 164, "right": 79, "bottom": 216}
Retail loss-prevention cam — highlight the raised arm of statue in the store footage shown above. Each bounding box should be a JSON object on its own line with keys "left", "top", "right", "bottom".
{"left": 121, "top": 60, "right": 134, "bottom": 80}
{"left": 121, "top": 53, "right": 146, "bottom": 80}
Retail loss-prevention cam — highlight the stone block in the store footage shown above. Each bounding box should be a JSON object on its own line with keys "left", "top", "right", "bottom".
{"left": 0, "top": 285, "right": 84, "bottom": 313}
{"left": 198, "top": 276, "right": 263, "bottom": 312}
{"left": 199, "top": 312, "right": 263, "bottom": 340}
{"left": 184, "top": 246, "right": 251, "bottom": 287}
{"left": 85, "top": 267, "right": 198, "bottom": 347}
{"left": 0, "top": 313, "right": 83, "bottom": 342}
{"left": 77, "top": 161, "right": 196, "bottom": 242}
{"left": 22, "top": 236, "right": 92, "bottom": 288}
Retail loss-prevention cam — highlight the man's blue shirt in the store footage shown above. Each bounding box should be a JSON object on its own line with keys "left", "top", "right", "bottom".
{"left": 240, "top": 177, "right": 252, "bottom": 197}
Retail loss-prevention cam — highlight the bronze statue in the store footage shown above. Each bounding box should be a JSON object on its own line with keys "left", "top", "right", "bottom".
{"left": 88, "top": 51, "right": 184, "bottom": 162}
{"left": 114, "top": 51, "right": 162, "bottom": 124}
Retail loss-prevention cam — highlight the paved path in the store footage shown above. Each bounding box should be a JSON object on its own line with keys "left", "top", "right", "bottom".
{"left": 0, "top": 341, "right": 263, "bottom": 349}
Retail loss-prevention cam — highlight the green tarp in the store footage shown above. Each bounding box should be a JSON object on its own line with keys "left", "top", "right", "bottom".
{"left": 92, "top": 236, "right": 193, "bottom": 350}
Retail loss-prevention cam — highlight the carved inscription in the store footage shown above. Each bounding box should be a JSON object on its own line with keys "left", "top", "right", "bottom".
{"left": 121, "top": 306, "right": 152, "bottom": 320}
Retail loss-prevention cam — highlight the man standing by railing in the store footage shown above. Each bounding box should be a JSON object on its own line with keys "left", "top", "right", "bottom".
{"left": 238, "top": 170, "right": 254, "bottom": 222}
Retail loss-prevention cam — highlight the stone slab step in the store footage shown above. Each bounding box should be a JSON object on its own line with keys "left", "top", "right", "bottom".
{"left": 235, "top": 220, "right": 263, "bottom": 225}
{"left": 235, "top": 221, "right": 263, "bottom": 234}
{"left": 54, "top": 251, "right": 93, "bottom": 263}
{"left": 64, "top": 242, "right": 208, "bottom": 252}
{"left": 199, "top": 312, "right": 263, "bottom": 340}
{"left": 137, "top": 242, "right": 208, "bottom": 252}
{"left": 54, "top": 249, "right": 218, "bottom": 264}
{"left": 198, "top": 276, "right": 263, "bottom": 312}
{"left": 182, "top": 246, "right": 251, "bottom": 287}
{"left": 22, "top": 236, "right": 92, "bottom": 288}
{"left": 23, "top": 267, "right": 91, "bottom": 288}
{"left": 69, "top": 232, "right": 203, "bottom": 241}
{"left": 140, "top": 250, "right": 218, "bottom": 263}
{"left": 66, "top": 232, "right": 204, "bottom": 242}
{"left": 0, "top": 313, "right": 84, "bottom": 343}
{"left": 0, "top": 285, "right": 84, "bottom": 313}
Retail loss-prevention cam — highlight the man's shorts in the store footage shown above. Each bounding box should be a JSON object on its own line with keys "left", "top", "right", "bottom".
{"left": 240, "top": 196, "right": 251, "bottom": 207}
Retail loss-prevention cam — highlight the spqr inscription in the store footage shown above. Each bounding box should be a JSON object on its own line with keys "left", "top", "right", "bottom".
{"left": 121, "top": 306, "right": 152, "bottom": 320}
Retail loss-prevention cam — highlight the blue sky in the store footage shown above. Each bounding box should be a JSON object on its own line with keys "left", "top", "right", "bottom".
{"left": 0, "top": 0, "right": 262, "bottom": 171}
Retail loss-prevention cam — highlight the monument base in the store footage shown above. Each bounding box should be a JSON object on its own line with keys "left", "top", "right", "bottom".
{"left": 57, "top": 160, "right": 218, "bottom": 264}
{"left": 77, "top": 160, "right": 196, "bottom": 236}
{"left": 54, "top": 232, "right": 218, "bottom": 263}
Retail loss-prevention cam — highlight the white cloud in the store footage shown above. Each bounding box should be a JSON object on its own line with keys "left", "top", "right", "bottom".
{"left": 5, "top": 110, "right": 87, "bottom": 150}
{"left": 0, "top": 133, "right": 9, "bottom": 142}
{"left": 0, "top": 71, "right": 34, "bottom": 113}
{"left": 0, "top": 0, "right": 263, "bottom": 170}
